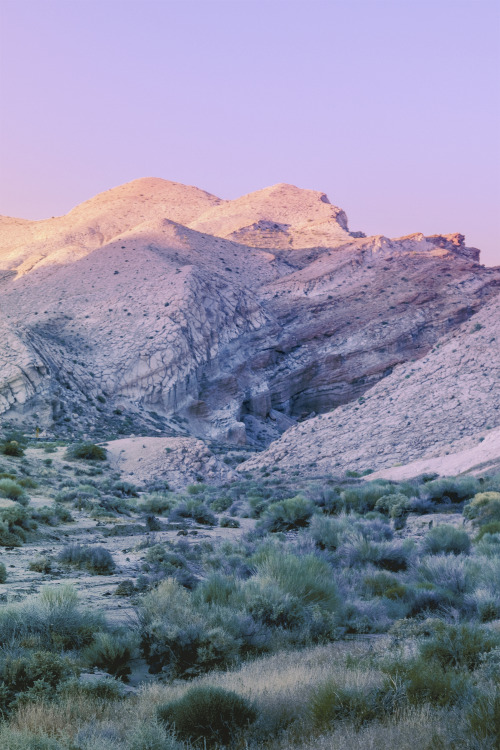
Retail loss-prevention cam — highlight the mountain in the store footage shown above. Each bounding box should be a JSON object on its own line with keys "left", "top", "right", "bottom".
{"left": 1, "top": 177, "right": 498, "bottom": 448}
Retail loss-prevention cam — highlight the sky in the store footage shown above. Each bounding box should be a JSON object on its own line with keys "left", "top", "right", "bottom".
{"left": 0, "top": 0, "right": 499, "bottom": 266}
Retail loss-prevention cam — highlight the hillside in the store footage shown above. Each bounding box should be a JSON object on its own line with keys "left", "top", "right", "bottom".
{"left": 0, "top": 177, "right": 498, "bottom": 447}
{"left": 242, "top": 294, "right": 500, "bottom": 476}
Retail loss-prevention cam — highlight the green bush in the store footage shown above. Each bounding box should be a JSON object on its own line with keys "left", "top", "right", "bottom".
{"left": 32, "top": 504, "right": 73, "bottom": 526}
{"left": 139, "top": 493, "right": 177, "bottom": 515}
{"left": 0, "top": 478, "right": 26, "bottom": 501}
{"left": 127, "top": 721, "right": 184, "bottom": 750}
{"left": 422, "top": 524, "right": 471, "bottom": 555}
{"left": 220, "top": 516, "right": 240, "bottom": 528}
{"left": 0, "top": 585, "right": 104, "bottom": 650}
{"left": 309, "top": 514, "right": 346, "bottom": 550}
{"left": 420, "top": 622, "right": 500, "bottom": 670}
{"left": 28, "top": 556, "right": 53, "bottom": 574}
{"left": 363, "top": 572, "right": 407, "bottom": 600}
{"left": 425, "top": 476, "right": 479, "bottom": 503}
{"left": 66, "top": 442, "right": 107, "bottom": 461}
{"left": 309, "top": 679, "right": 383, "bottom": 728}
{"left": 463, "top": 688, "right": 500, "bottom": 746}
{"left": 82, "top": 631, "right": 136, "bottom": 679}
{"left": 210, "top": 496, "right": 233, "bottom": 512}
{"left": 138, "top": 579, "right": 240, "bottom": 677}
{"left": 475, "top": 522, "right": 500, "bottom": 541}
{"left": 464, "top": 492, "right": 500, "bottom": 526}
{"left": 255, "top": 549, "right": 340, "bottom": 614}
{"left": 170, "top": 499, "right": 216, "bottom": 525}
{"left": 58, "top": 544, "right": 115, "bottom": 574}
{"left": 258, "top": 495, "right": 314, "bottom": 532}
{"left": 0, "top": 441, "right": 24, "bottom": 457}
{"left": 0, "top": 728, "right": 64, "bottom": 750}
{"left": 402, "top": 658, "right": 470, "bottom": 706}
{"left": 340, "top": 481, "right": 397, "bottom": 514}
{"left": 0, "top": 505, "right": 35, "bottom": 547}
{"left": 157, "top": 685, "right": 257, "bottom": 747}
{"left": 375, "top": 493, "right": 411, "bottom": 519}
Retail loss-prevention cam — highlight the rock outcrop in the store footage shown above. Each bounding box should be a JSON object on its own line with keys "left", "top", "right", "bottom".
{"left": 241, "top": 295, "right": 500, "bottom": 476}
{"left": 0, "top": 177, "right": 498, "bottom": 444}
{"left": 105, "top": 436, "right": 236, "bottom": 489}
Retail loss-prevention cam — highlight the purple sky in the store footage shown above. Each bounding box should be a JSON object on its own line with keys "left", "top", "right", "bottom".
{"left": 1, "top": 0, "right": 499, "bottom": 266}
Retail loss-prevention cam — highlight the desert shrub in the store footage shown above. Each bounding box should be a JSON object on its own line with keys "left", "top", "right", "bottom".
{"left": 0, "top": 649, "right": 74, "bottom": 712}
{"left": 210, "top": 496, "right": 233, "bottom": 512}
{"left": 363, "top": 572, "right": 408, "bottom": 600}
{"left": 405, "top": 661, "right": 469, "bottom": 707}
{"left": 466, "top": 588, "right": 500, "bottom": 622}
{"left": 258, "top": 495, "right": 314, "bottom": 532}
{"left": 255, "top": 549, "right": 340, "bottom": 614}
{"left": 66, "top": 442, "right": 107, "bottom": 461}
{"left": 0, "top": 441, "right": 24, "bottom": 457}
{"left": 28, "top": 556, "right": 53, "bottom": 574}
{"left": 0, "top": 562, "right": 6, "bottom": 583}
{"left": 338, "top": 537, "right": 413, "bottom": 571}
{"left": 186, "top": 483, "right": 207, "bottom": 495}
{"left": 138, "top": 579, "right": 240, "bottom": 677}
{"left": 170, "top": 499, "right": 216, "bottom": 525}
{"left": 93, "top": 494, "right": 134, "bottom": 516}
{"left": 417, "top": 554, "right": 476, "bottom": 594}
{"left": 244, "top": 581, "right": 307, "bottom": 630}
{"left": 422, "top": 524, "right": 471, "bottom": 555}
{"left": 0, "top": 478, "right": 26, "bottom": 501}
{"left": 17, "top": 477, "right": 38, "bottom": 489}
{"left": 463, "top": 688, "right": 500, "bottom": 746}
{"left": 309, "top": 677, "right": 384, "bottom": 728}
{"left": 114, "top": 580, "right": 136, "bottom": 597}
{"left": 0, "top": 728, "right": 64, "bottom": 749}
{"left": 111, "top": 480, "right": 138, "bottom": 497}
{"left": 375, "top": 493, "right": 411, "bottom": 519}
{"left": 81, "top": 631, "right": 137, "bottom": 679}
{"left": 60, "top": 675, "right": 124, "bottom": 702}
{"left": 0, "top": 585, "right": 104, "bottom": 650}
{"left": 475, "top": 522, "right": 500, "bottom": 541}
{"left": 406, "top": 583, "right": 455, "bottom": 617}
{"left": 425, "top": 476, "right": 479, "bottom": 503}
{"left": 139, "top": 493, "right": 177, "bottom": 515}
{"left": 420, "top": 622, "right": 500, "bottom": 670}
{"left": 475, "top": 531, "right": 500, "bottom": 556}
{"left": 309, "top": 514, "right": 346, "bottom": 550}
{"left": 340, "top": 482, "right": 396, "bottom": 514}
{"left": 220, "top": 516, "right": 240, "bottom": 528}
{"left": 58, "top": 544, "right": 115, "bottom": 574}
{"left": 127, "top": 721, "right": 184, "bottom": 750}
{"left": 0, "top": 505, "right": 36, "bottom": 546}
{"left": 157, "top": 685, "right": 257, "bottom": 747}
{"left": 464, "top": 491, "right": 500, "bottom": 526}
{"left": 32, "top": 504, "right": 73, "bottom": 526}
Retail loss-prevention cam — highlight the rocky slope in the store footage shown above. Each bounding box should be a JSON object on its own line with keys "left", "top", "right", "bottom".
{"left": 241, "top": 294, "right": 500, "bottom": 476}
{"left": 1, "top": 177, "right": 499, "bottom": 445}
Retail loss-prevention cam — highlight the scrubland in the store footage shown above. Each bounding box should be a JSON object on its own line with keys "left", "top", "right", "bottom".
{"left": 0, "top": 433, "right": 499, "bottom": 749}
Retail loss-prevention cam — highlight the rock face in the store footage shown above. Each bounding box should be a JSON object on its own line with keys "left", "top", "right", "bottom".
{"left": 241, "top": 295, "right": 500, "bottom": 476}
{"left": 0, "top": 177, "right": 499, "bottom": 444}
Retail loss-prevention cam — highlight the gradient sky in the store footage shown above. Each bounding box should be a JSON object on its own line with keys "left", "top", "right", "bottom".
{"left": 1, "top": 0, "right": 499, "bottom": 266}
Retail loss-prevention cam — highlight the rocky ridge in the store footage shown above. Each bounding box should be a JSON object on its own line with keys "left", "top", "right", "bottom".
{"left": 1, "top": 177, "right": 498, "bottom": 448}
